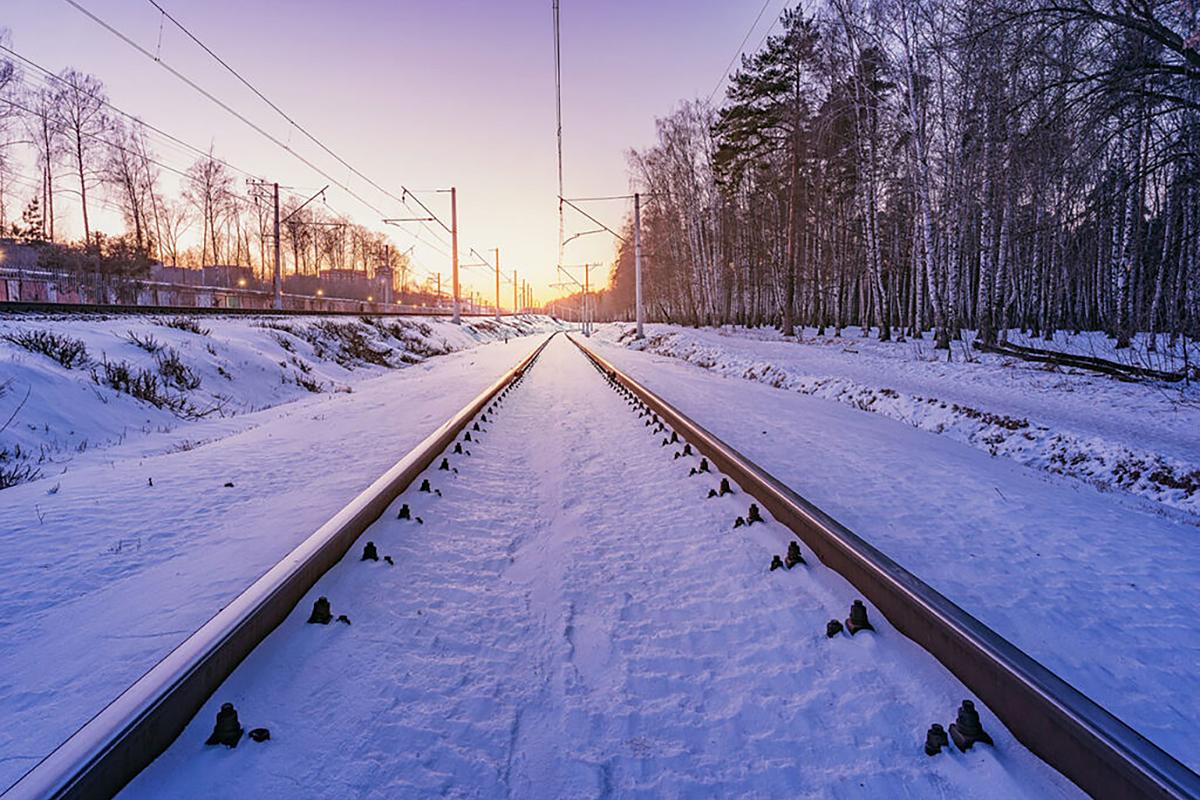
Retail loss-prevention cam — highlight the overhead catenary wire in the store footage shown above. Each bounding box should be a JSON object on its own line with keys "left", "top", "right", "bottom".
{"left": 22, "top": 0, "right": 499, "bottom": 299}
{"left": 133, "top": 0, "right": 502, "bottom": 287}
{"left": 3, "top": 40, "right": 454, "bottom": 274}
{"left": 140, "top": 0, "right": 456, "bottom": 238}
{"left": 0, "top": 43, "right": 262, "bottom": 183}
{"left": 553, "top": 0, "right": 565, "bottom": 274}
{"left": 59, "top": 0, "right": 393, "bottom": 222}
{"left": 561, "top": 194, "right": 635, "bottom": 203}
{"left": 706, "top": 0, "right": 775, "bottom": 105}
{"left": 559, "top": 196, "right": 627, "bottom": 244}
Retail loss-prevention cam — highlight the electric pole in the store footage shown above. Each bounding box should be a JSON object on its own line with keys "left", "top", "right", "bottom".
{"left": 559, "top": 192, "right": 651, "bottom": 335}
{"left": 583, "top": 262, "right": 590, "bottom": 335}
{"left": 494, "top": 248, "right": 501, "bottom": 321}
{"left": 634, "top": 192, "right": 644, "bottom": 339}
{"left": 272, "top": 182, "right": 282, "bottom": 310}
{"left": 513, "top": 270, "right": 518, "bottom": 315}
{"left": 450, "top": 186, "right": 460, "bottom": 323}
{"left": 383, "top": 244, "right": 391, "bottom": 304}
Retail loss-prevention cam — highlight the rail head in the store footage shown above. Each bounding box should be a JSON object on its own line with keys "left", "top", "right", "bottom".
{"left": 3, "top": 333, "right": 556, "bottom": 800}
{"left": 569, "top": 333, "right": 1200, "bottom": 800}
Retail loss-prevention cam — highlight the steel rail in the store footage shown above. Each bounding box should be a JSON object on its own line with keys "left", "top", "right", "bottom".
{"left": 2, "top": 333, "right": 557, "bottom": 800}
{"left": 0, "top": 301, "right": 524, "bottom": 319}
{"left": 569, "top": 333, "right": 1200, "bottom": 800}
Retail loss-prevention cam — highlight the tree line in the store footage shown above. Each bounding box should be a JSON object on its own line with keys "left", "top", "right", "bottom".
{"left": 0, "top": 36, "right": 412, "bottom": 285}
{"left": 596, "top": 0, "right": 1200, "bottom": 350}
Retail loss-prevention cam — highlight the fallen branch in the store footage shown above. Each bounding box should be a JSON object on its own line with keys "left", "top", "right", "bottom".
{"left": 0, "top": 383, "right": 32, "bottom": 434}
{"left": 977, "top": 341, "right": 1186, "bottom": 382}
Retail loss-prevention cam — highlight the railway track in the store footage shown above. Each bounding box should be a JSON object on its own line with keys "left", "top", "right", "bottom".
{"left": 5, "top": 332, "right": 1197, "bottom": 798}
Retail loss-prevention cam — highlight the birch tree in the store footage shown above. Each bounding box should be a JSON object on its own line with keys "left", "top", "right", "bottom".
{"left": 53, "top": 69, "right": 109, "bottom": 246}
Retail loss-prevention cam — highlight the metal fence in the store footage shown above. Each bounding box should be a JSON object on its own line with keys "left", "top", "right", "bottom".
{"left": 0, "top": 268, "right": 485, "bottom": 316}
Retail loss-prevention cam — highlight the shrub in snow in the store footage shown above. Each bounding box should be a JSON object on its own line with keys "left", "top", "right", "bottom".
{"left": 0, "top": 445, "right": 42, "bottom": 489}
{"left": 155, "top": 348, "right": 202, "bottom": 391}
{"left": 365, "top": 317, "right": 449, "bottom": 359}
{"left": 124, "top": 330, "right": 162, "bottom": 353}
{"left": 311, "top": 320, "right": 393, "bottom": 367}
{"left": 2, "top": 329, "right": 89, "bottom": 369}
{"left": 91, "top": 357, "right": 192, "bottom": 415}
{"left": 292, "top": 371, "right": 324, "bottom": 393}
{"left": 155, "top": 317, "right": 210, "bottom": 336}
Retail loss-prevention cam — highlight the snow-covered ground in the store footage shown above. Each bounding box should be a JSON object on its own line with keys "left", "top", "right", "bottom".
{"left": 601, "top": 324, "right": 1200, "bottom": 516}
{"left": 0, "top": 316, "right": 557, "bottom": 791}
{"left": 123, "top": 336, "right": 1079, "bottom": 799}
{"left": 0, "top": 312, "right": 554, "bottom": 490}
{"left": 590, "top": 324, "right": 1200, "bottom": 771}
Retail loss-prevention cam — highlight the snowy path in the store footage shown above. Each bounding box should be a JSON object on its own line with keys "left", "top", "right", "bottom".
{"left": 0, "top": 335, "right": 546, "bottom": 791}
{"left": 589, "top": 335, "right": 1200, "bottom": 773}
{"left": 123, "top": 336, "right": 1078, "bottom": 799}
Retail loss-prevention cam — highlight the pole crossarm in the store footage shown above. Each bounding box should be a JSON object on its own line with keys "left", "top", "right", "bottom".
{"left": 562, "top": 194, "right": 636, "bottom": 202}
{"left": 399, "top": 188, "right": 455, "bottom": 236}
{"left": 468, "top": 248, "right": 500, "bottom": 273}
{"left": 279, "top": 185, "right": 329, "bottom": 224}
{"left": 555, "top": 265, "right": 587, "bottom": 291}
{"left": 559, "top": 196, "right": 628, "bottom": 243}
{"left": 563, "top": 228, "right": 605, "bottom": 247}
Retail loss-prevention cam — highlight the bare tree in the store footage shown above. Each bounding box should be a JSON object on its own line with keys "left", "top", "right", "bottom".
{"left": 612, "top": 0, "right": 1200, "bottom": 351}
{"left": 103, "top": 118, "right": 158, "bottom": 254}
{"left": 22, "top": 86, "right": 63, "bottom": 241}
{"left": 155, "top": 197, "right": 190, "bottom": 267}
{"left": 0, "top": 28, "right": 19, "bottom": 231}
{"left": 53, "top": 68, "right": 109, "bottom": 245}
{"left": 183, "top": 150, "right": 233, "bottom": 266}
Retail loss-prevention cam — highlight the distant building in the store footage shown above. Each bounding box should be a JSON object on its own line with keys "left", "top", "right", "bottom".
{"left": 316, "top": 268, "right": 386, "bottom": 302}
{"left": 202, "top": 265, "right": 259, "bottom": 290}
{"left": 0, "top": 240, "right": 45, "bottom": 270}
{"left": 375, "top": 266, "right": 396, "bottom": 304}
{"left": 150, "top": 264, "right": 201, "bottom": 285}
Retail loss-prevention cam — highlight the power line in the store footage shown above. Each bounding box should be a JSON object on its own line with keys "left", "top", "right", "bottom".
{"left": 59, "top": 0, "right": 392, "bottom": 220}
{"left": 553, "top": 0, "right": 565, "bottom": 272}
{"left": 2, "top": 71, "right": 444, "bottom": 267}
{"left": 135, "top": 0, "right": 508, "bottom": 293}
{"left": 562, "top": 194, "right": 634, "bottom": 202}
{"left": 140, "top": 0, "right": 458, "bottom": 239}
{"left": 51, "top": 0, "right": 500, "bottom": 298}
{"left": 51, "top": 0, "right": 465, "bottom": 266}
{"left": 2, "top": 94, "right": 201, "bottom": 186}
{"left": 2, "top": 168, "right": 133, "bottom": 220}
{"left": 0, "top": 43, "right": 261, "bottom": 182}
{"left": 706, "top": 0, "right": 784, "bottom": 105}
{"left": 559, "top": 196, "right": 627, "bottom": 243}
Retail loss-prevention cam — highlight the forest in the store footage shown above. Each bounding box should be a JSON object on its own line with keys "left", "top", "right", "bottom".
{"left": 584, "top": 0, "right": 1200, "bottom": 351}
{"left": 0, "top": 39, "right": 412, "bottom": 283}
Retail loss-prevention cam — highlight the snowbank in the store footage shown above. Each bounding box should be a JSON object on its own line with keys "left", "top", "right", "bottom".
{"left": 0, "top": 313, "right": 558, "bottom": 490}
{"left": 598, "top": 324, "right": 1200, "bottom": 517}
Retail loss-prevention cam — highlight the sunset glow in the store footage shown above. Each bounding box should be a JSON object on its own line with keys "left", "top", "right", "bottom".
{"left": 2, "top": 0, "right": 773, "bottom": 303}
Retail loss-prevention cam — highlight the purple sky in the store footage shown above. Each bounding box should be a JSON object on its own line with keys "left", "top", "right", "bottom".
{"left": 4, "top": 0, "right": 785, "bottom": 302}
